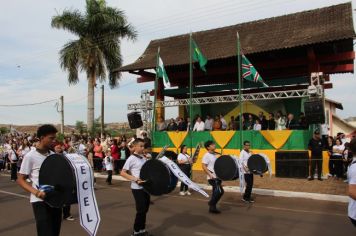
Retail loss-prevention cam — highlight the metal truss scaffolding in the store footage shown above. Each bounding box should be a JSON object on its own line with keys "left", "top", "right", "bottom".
{"left": 128, "top": 89, "right": 309, "bottom": 110}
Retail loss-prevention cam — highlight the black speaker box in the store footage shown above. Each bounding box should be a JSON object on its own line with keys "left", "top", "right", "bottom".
{"left": 275, "top": 151, "right": 309, "bottom": 178}
{"left": 304, "top": 99, "right": 325, "bottom": 124}
{"left": 127, "top": 112, "right": 143, "bottom": 129}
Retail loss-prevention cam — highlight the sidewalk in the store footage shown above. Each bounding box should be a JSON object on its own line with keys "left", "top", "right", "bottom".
{"left": 95, "top": 170, "right": 349, "bottom": 203}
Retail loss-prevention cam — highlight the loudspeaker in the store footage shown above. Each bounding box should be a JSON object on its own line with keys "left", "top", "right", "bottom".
{"left": 275, "top": 151, "right": 309, "bottom": 178}
{"left": 127, "top": 112, "right": 143, "bottom": 129}
{"left": 304, "top": 99, "right": 325, "bottom": 124}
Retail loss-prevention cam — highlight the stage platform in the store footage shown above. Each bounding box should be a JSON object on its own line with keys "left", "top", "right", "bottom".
{"left": 152, "top": 130, "right": 330, "bottom": 176}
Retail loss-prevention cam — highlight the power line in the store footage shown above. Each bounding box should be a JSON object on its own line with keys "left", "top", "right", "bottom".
{"left": 0, "top": 98, "right": 58, "bottom": 107}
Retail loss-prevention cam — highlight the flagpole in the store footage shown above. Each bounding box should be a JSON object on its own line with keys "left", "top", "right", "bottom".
{"left": 189, "top": 32, "right": 193, "bottom": 156}
{"left": 237, "top": 32, "right": 243, "bottom": 152}
{"left": 152, "top": 47, "right": 160, "bottom": 146}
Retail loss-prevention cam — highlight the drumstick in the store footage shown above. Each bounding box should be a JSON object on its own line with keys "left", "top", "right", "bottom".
{"left": 156, "top": 145, "right": 169, "bottom": 159}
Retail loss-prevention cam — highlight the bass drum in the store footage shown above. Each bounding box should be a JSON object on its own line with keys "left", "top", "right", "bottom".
{"left": 39, "top": 154, "right": 77, "bottom": 208}
{"left": 214, "top": 155, "right": 239, "bottom": 181}
{"left": 140, "top": 159, "right": 178, "bottom": 196}
{"left": 247, "top": 154, "right": 268, "bottom": 175}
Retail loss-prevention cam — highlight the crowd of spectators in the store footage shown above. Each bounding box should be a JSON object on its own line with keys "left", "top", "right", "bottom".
{"left": 156, "top": 111, "right": 309, "bottom": 132}
{"left": 0, "top": 130, "right": 148, "bottom": 180}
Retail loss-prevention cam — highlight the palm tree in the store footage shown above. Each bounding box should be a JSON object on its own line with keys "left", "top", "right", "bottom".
{"left": 52, "top": 0, "right": 136, "bottom": 132}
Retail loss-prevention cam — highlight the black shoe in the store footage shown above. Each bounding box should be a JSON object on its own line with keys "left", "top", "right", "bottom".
{"left": 318, "top": 178, "right": 323, "bottom": 181}
{"left": 139, "top": 230, "right": 153, "bottom": 236}
{"left": 209, "top": 206, "right": 221, "bottom": 214}
{"left": 242, "top": 198, "right": 254, "bottom": 203}
{"left": 308, "top": 177, "right": 314, "bottom": 181}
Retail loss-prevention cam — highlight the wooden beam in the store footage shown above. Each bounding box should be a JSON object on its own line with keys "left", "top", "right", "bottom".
{"left": 137, "top": 76, "right": 155, "bottom": 83}
{"left": 318, "top": 51, "right": 355, "bottom": 63}
{"left": 321, "top": 64, "right": 354, "bottom": 73}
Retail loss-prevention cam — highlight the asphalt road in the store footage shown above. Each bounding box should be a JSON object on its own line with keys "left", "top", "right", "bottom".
{"left": 0, "top": 173, "right": 355, "bottom": 236}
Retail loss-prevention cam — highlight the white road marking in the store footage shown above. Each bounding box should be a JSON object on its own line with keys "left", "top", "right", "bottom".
{"left": 0, "top": 190, "right": 29, "bottom": 199}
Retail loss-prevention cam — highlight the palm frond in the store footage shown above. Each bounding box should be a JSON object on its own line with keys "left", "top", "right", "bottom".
{"left": 51, "top": 10, "right": 86, "bottom": 37}
{"left": 59, "top": 40, "right": 80, "bottom": 85}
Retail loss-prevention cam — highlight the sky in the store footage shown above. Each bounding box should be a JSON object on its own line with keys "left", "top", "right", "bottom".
{"left": 0, "top": 0, "right": 355, "bottom": 125}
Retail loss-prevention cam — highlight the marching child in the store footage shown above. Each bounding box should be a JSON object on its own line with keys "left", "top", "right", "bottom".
{"left": 120, "top": 138, "right": 152, "bottom": 236}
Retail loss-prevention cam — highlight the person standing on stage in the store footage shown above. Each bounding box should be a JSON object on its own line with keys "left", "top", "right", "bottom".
{"left": 347, "top": 138, "right": 356, "bottom": 227}
{"left": 120, "top": 138, "right": 152, "bottom": 236}
{"left": 177, "top": 145, "right": 192, "bottom": 196}
{"left": 308, "top": 130, "right": 324, "bottom": 181}
{"left": 240, "top": 140, "right": 255, "bottom": 203}
{"left": 202, "top": 140, "right": 224, "bottom": 214}
{"left": 17, "top": 124, "right": 62, "bottom": 236}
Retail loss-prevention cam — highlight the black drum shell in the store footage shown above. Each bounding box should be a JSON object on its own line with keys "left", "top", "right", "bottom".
{"left": 140, "top": 159, "right": 178, "bottom": 196}
{"left": 247, "top": 154, "right": 268, "bottom": 175}
{"left": 39, "top": 154, "right": 77, "bottom": 208}
{"left": 214, "top": 155, "right": 239, "bottom": 181}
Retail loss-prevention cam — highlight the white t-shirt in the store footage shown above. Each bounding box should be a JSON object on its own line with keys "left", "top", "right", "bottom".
{"left": 348, "top": 157, "right": 356, "bottom": 220}
{"left": 204, "top": 119, "right": 213, "bottom": 130}
{"left": 332, "top": 145, "right": 344, "bottom": 157}
{"left": 239, "top": 149, "right": 252, "bottom": 174}
{"left": 253, "top": 124, "right": 262, "bottom": 131}
{"left": 221, "top": 118, "right": 227, "bottom": 130}
{"left": 122, "top": 154, "right": 147, "bottom": 189}
{"left": 177, "top": 153, "right": 190, "bottom": 164}
{"left": 104, "top": 156, "right": 113, "bottom": 171}
{"left": 193, "top": 121, "right": 205, "bottom": 131}
{"left": 19, "top": 149, "right": 51, "bottom": 203}
{"left": 8, "top": 149, "right": 18, "bottom": 161}
{"left": 202, "top": 152, "right": 217, "bottom": 179}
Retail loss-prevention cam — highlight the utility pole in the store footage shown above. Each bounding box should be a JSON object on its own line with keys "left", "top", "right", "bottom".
{"left": 60, "top": 96, "right": 64, "bottom": 134}
{"left": 101, "top": 85, "right": 104, "bottom": 138}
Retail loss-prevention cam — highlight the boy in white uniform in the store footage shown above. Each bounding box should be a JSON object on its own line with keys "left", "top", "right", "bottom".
{"left": 348, "top": 138, "right": 356, "bottom": 227}
{"left": 104, "top": 149, "right": 113, "bottom": 185}
{"left": 240, "top": 140, "right": 255, "bottom": 203}
{"left": 17, "top": 124, "right": 60, "bottom": 236}
{"left": 202, "top": 140, "right": 224, "bottom": 214}
{"left": 121, "top": 138, "right": 152, "bottom": 236}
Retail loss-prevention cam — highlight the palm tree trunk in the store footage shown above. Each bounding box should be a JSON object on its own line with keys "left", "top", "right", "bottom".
{"left": 87, "top": 71, "right": 95, "bottom": 132}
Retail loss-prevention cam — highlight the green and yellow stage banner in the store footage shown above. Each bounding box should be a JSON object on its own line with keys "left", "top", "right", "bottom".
{"left": 152, "top": 130, "right": 331, "bottom": 175}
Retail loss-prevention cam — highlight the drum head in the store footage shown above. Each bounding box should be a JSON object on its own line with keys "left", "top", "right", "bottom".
{"left": 39, "top": 154, "right": 77, "bottom": 208}
{"left": 214, "top": 155, "right": 239, "bottom": 181}
{"left": 140, "top": 159, "right": 177, "bottom": 196}
{"left": 247, "top": 154, "right": 268, "bottom": 175}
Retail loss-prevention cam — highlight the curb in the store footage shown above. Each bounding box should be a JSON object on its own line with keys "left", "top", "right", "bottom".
{"left": 94, "top": 173, "right": 349, "bottom": 203}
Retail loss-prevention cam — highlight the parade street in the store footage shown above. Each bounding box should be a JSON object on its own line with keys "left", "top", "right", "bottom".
{"left": 0, "top": 174, "right": 354, "bottom": 236}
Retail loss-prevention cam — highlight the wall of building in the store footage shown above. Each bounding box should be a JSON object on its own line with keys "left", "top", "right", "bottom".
{"left": 331, "top": 114, "right": 356, "bottom": 137}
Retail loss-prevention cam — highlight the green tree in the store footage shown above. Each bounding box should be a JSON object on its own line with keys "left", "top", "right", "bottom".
{"left": 0, "top": 127, "right": 9, "bottom": 135}
{"left": 52, "top": 0, "right": 136, "bottom": 131}
{"left": 75, "top": 120, "right": 85, "bottom": 135}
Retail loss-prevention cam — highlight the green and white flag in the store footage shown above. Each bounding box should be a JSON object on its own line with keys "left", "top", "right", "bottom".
{"left": 156, "top": 56, "right": 171, "bottom": 88}
{"left": 191, "top": 39, "right": 208, "bottom": 72}
{"left": 242, "top": 54, "right": 268, "bottom": 87}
